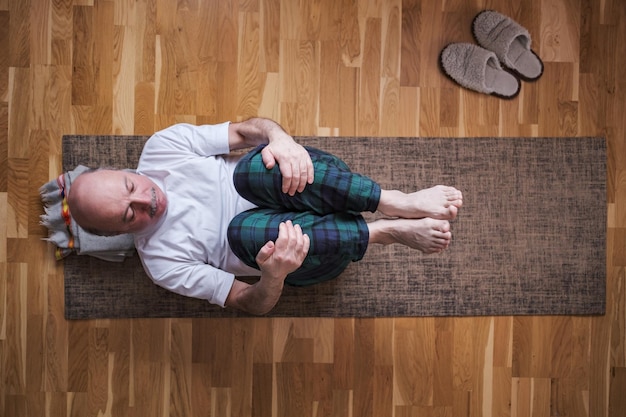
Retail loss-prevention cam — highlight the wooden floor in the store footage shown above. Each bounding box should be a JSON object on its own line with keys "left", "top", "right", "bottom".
{"left": 1, "top": 0, "right": 625, "bottom": 415}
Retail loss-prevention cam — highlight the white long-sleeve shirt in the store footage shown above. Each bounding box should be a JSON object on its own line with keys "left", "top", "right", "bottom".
{"left": 134, "top": 122, "right": 260, "bottom": 307}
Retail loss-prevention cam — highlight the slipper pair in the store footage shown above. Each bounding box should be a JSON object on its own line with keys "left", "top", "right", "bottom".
{"left": 440, "top": 10, "right": 544, "bottom": 99}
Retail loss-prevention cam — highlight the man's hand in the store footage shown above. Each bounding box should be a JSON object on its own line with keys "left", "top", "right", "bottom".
{"left": 256, "top": 220, "right": 310, "bottom": 278}
{"left": 225, "top": 220, "right": 310, "bottom": 315}
{"left": 228, "top": 117, "right": 314, "bottom": 195}
{"left": 262, "top": 135, "right": 314, "bottom": 196}
{"left": 228, "top": 118, "right": 315, "bottom": 196}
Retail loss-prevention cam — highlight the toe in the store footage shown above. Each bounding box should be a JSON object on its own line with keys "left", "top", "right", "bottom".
{"left": 448, "top": 205, "right": 458, "bottom": 220}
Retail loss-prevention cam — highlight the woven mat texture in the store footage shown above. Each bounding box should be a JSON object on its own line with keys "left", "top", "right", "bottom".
{"left": 62, "top": 135, "right": 606, "bottom": 318}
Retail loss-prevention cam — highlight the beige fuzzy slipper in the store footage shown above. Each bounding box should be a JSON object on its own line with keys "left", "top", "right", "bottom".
{"left": 440, "top": 43, "right": 521, "bottom": 99}
{"left": 472, "top": 10, "right": 544, "bottom": 81}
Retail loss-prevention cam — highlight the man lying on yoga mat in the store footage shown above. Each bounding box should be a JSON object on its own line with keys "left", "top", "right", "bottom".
{"left": 67, "top": 118, "right": 463, "bottom": 315}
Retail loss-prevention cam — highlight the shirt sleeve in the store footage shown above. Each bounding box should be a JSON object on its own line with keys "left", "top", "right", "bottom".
{"left": 141, "top": 259, "right": 236, "bottom": 308}
{"left": 138, "top": 122, "right": 231, "bottom": 168}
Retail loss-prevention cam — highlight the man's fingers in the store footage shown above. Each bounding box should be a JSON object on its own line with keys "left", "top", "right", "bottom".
{"left": 302, "top": 233, "right": 310, "bottom": 255}
{"left": 265, "top": 221, "right": 309, "bottom": 276}
{"left": 288, "top": 157, "right": 313, "bottom": 195}
{"left": 292, "top": 223, "right": 303, "bottom": 250}
{"left": 255, "top": 240, "right": 275, "bottom": 264}
{"left": 281, "top": 163, "right": 299, "bottom": 196}
{"left": 307, "top": 157, "right": 314, "bottom": 184}
{"left": 275, "top": 221, "right": 291, "bottom": 248}
{"left": 264, "top": 141, "right": 314, "bottom": 195}
{"left": 261, "top": 147, "right": 276, "bottom": 170}
{"left": 277, "top": 221, "right": 306, "bottom": 250}
{"left": 293, "top": 224, "right": 310, "bottom": 258}
{"left": 280, "top": 164, "right": 291, "bottom": 195}
{"left": 293, "top": 154, "right": 314, "bottom": 193}
{"left": 297, "top": 163, "right": 309, "bottom": 193}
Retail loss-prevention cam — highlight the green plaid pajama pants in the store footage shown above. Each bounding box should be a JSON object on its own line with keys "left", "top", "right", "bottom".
{"left": 227, "top": 145, "right": 381, "bottom": 286}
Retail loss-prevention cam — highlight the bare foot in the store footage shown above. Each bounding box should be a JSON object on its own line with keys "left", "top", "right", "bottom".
{"left": 368, "top": 218, "right": 452, "bottom": 254}
{"left": 377, "top": 186, "right": 463, "bottom": 220}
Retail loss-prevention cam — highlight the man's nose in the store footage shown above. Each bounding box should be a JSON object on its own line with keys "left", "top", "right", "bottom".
{"left": 131, "top": 191, "right": 152, "bottom": 209}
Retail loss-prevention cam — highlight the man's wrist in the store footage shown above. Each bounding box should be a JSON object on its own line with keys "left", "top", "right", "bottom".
{"left": 259, "top": 271, "right": 286, "bottom": 291}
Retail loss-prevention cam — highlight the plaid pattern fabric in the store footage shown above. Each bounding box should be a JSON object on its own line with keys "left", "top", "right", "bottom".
{"left": 228, "top": 145, "right": 380, "bottom": 285}
{"left": 233, "top": 145, "right": 381, "bottom": 214}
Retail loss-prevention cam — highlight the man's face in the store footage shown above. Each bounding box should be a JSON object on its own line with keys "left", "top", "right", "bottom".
{"left": 68, "top": 170, "right": 168, "bottom": 234}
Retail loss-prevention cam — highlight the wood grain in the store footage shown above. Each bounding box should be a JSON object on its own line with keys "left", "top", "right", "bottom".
{"left": 1, "top": 0, "right": 625, "bottom": 415}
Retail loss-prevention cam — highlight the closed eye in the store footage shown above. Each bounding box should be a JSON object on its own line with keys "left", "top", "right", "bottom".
{"left": 123, "top": 206, "right": 135, "bottom": 223}
{"left": 123, "top": 177, "right": 136, "bottom": 223}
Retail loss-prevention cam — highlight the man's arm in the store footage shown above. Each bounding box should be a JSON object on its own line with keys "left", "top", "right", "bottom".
{"left": 227, "top": 117, "right": 287, "bottom": 150}
{"left": 228, "top": 118, "right": 314, "bottom": 196}
{"left": 225, "top": 221, "right": 310, "bottom": 315}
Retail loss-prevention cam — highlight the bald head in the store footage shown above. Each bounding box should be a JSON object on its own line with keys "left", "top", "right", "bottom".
{"left": 68, "top": 169, "right": 168, "bottom": 235}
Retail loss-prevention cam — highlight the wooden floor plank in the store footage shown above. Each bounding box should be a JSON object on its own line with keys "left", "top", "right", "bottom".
{"left": 1, "top": 0, "right": 625, "bottom": 415}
